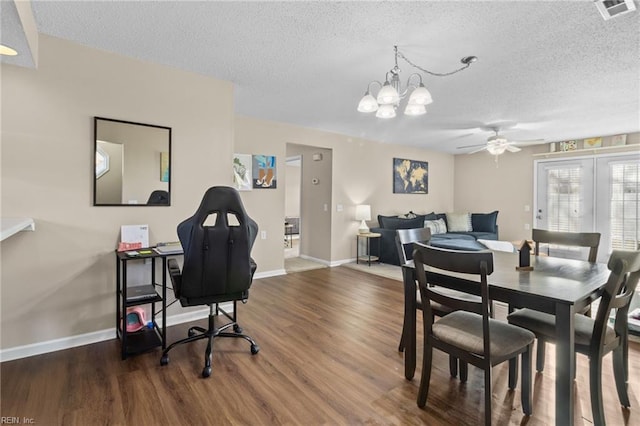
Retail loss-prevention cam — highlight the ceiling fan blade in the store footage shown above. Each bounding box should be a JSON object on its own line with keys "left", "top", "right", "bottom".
{"left": 511, "top": 139, "right": 546, "bottom": 146}
{"left": 468, "top": 146, "right": 488, "bottom": 154}
{"left": 505, "top": 145, "right": 522, "bottom": 153}
{"left": 457, "top": 143, "right": 487, "bottom": 149}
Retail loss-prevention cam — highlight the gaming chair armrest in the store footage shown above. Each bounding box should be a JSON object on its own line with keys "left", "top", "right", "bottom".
{"left": 167, "top": 258, "right": 182, "bottom": 299}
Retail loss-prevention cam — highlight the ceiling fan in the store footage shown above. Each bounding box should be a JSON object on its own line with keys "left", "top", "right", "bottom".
{"left": 456, "top": 126, "right": 545, "bottom": 157}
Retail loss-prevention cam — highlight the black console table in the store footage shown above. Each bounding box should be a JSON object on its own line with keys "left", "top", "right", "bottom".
{"left": 115, "top": 249, "right": 181, "bottom": 359}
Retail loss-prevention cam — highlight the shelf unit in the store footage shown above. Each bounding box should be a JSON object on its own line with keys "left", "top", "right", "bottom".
{"left": 116, "top": 250, "right": 172, "bottom": 359}
{"left": 1, "top": 217, "right": 35, "bottom": 241}
{"left": 532, "top": 144, "right": 639, "bottom": 159}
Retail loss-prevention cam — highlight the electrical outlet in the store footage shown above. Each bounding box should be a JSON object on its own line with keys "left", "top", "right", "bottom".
{"left": 261, "top": 231, "right": 267, "bottom": 239}
{"left": 337, "top": 204, "right": 343, "bottom": 212}
{"left": 524, "top": 223, "right": 531, "bottom": 230}
{"left": 524, "top": 205, "right": 530, "bottom": 212}
{"left": 323, "top": 204, "right": 328, "bottom": 212}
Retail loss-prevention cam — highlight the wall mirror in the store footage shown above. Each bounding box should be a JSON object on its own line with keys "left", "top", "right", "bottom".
{"left": 93, "top": 117, "right": 172, "bottom": 206}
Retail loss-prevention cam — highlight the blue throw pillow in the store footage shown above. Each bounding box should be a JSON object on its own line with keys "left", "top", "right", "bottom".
{"left": 471, "top": 211, "right": 499, "bottom": 233}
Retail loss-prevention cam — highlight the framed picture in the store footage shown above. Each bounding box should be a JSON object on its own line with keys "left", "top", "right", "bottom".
{"left": 559, "top": 140, "right": 577, "bottom": 152}
{"left": 583, "top": 137, "right": 602, "bottom": 149}
{"left": 252, "top": 155, "right": 277, "bottom": 189}
{"left": 232, "top": 153, "right": 252, "bottom": 191}
{"left": 160, "top": 152, "right": 169, "bottom": 182}
{"left": 393, "top": 158, "right": 428, "bottom": 194}
{"left": 611, "top": 134, "right": 627, "bottom": 146}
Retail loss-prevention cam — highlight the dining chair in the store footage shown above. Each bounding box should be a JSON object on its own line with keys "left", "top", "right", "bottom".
{"left": 412, "top": 243, "right": 535, "bottom": 425}
{"left": 395, "top": 228, "right": 481, "bottom": 380}
{"left": 530, "top": 229, "right": 602, "bottom": 366}
{"left": 532, "top": 228, "right": 601, "bottom": 263}
{"left": 507, "top": 249, "right": 640, "bottom": 426}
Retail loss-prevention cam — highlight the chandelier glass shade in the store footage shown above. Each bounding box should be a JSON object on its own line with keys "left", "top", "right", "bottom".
{"left": 357, "top": 46, "right": 477, "bottom": 118}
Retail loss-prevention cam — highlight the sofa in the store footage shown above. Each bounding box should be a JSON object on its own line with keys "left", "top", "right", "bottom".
{"left": 369, "top": 211, "right": 499, "bottom": 265}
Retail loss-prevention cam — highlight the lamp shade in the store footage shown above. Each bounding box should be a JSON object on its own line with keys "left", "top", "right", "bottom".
{"left": 355, "top": 205, "right": 372, "bottom": 221}
{"left": 408, "top": 84, "right": 433, "bottom": 105}
{"left": 357, "top": 93, "right": 379, "bottom": 112}
{"left": 376, "top": 82, "right": 400, "bottom": 104}
{"left": 375, "top": 104, "right": 396, "bottom": 118}
{"left": 404, "top": 104, "right": 427, "bottom": 116}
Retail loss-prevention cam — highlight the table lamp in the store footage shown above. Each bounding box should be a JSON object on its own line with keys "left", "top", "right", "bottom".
{"left": 355, "top": 204, "right": 371, "bottom": 234}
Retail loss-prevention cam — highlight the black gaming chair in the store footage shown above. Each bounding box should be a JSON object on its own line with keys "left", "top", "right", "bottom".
{"left": 146, "top": 190, "right": 170, "bottom": 205}
{"left": 160, "top": 186, "right": 259, "bottom": 377}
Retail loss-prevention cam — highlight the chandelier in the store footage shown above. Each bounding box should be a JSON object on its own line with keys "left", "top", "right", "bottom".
{"left": 357, "top": 46, "right": 477, "bottom": 118}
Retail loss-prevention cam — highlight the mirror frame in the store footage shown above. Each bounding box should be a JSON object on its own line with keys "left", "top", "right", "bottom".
{"left": 93, "top": 117, "right": 172, "bottom": 206}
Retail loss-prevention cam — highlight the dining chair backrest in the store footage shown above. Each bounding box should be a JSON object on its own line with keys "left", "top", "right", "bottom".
{"left": 395, "top": 227, "right": 432, "bottom": 265}
{"left": 532, "top": 228, "right": 601, "bottom": 262}
{"left": 412, "top": 243, "right": 494, "bottom": 338}
{"left": 592, "top": 250, "right": 640, "bottom": 352}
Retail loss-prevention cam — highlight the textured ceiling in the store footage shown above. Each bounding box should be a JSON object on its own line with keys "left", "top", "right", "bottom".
{"left": 5, "top": 1, "right": 640, "bottom": 153}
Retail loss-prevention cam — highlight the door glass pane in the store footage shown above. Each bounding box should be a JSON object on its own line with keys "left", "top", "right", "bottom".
{"left": 610, "top": 162, "right": 640, "bottom": 250}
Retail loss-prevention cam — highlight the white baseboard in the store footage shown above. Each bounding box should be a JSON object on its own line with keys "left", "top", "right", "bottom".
{"left": 0, "top": 268, "right": 301, "bottom": 362}
{"left": 0, "top": 304, "right": 237, "bottom": 363}
{"left": 254, "top": 269, "right": 286, "bottom": 279}
{"left": 299, "top": 254, "right": 331, "bottom": 265}
{"left": 329, "top": 258, "right": 356, "bottom": 267}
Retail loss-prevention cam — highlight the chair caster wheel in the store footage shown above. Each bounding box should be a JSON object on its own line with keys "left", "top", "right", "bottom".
{"left": 202, "top": 367, "right": 212, "bottom": 378}
{"left": 160, "top": 354, "right": 169, "bottom": 366}
{"left": 251, "top": 344, "right": 260, "bottom": 355}
{"left": 234, "top": 324, "right": 243, "bottom": 333}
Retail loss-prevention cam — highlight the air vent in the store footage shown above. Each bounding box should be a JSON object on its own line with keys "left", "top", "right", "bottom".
{"left": 595, "top": 0, "right": 637, "bottom": 20}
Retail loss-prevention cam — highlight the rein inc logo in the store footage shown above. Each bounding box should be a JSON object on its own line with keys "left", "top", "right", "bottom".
{"left": 1, "top": 418, "right": 35, "bottom": 424}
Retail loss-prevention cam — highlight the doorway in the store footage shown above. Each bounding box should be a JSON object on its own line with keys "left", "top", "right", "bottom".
{"left": 284, "top": 155, "right": 301, "bottom": 260}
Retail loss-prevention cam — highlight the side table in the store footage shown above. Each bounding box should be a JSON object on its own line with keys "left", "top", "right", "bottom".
{"left": 356, "top": 232, "right": 381, "bottom": 266}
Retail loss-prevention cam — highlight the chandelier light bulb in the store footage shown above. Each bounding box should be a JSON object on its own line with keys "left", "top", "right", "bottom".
{"left": 376, "top": 82, "right": 400, "bottom": 105}
{"left": 404, "top": 104, "right": 427, "bottom": 116}
{"left": 408, "top": 84, "right": 433, "bottom": 106}
{"left": 375, "top": 104, "right": 396, "bottom": 118}
{"left": 357, "top": 92, "right": 379, "bottom": 112}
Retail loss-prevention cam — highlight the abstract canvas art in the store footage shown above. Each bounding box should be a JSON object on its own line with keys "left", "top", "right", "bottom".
{"left": 393, "top": 158, "right": 428, "bottom": 194}
{"left": 232, "top": 153, "right": 252, "bottom": 191}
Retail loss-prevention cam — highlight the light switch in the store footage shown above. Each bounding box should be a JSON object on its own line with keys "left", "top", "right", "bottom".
{"left": 337, "top": 204, "right": 343, "bottom": 212}
{"left": 261, "top": 231, "right": 267, "bottom": 240}
{"left": 524, "top": 205, "right": 530, "bottom": 212}
{"left": 323, "top": 204, "right": 328, "bottom": 212}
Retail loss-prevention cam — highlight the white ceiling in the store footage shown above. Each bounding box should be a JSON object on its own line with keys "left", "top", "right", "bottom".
{"left": 3, "top": 1, "right": 639, "bottom": 153}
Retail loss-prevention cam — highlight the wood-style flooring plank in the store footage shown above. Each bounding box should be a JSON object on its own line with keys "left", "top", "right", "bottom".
{"left": 1, "top": 266, "right": 638, "bottom": 425}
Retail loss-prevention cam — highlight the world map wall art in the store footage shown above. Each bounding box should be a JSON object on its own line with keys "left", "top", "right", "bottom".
{"left": 393, "top": 158, "right": 428, "bottom": 194}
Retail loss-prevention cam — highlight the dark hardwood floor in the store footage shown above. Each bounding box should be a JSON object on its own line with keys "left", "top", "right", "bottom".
{"left": 2, "top": 266, "right": 638, "bottom": 425}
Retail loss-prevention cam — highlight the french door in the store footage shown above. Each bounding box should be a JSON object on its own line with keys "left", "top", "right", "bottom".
{"left": 535, "top": 153, "right": 640, "bottom": 262}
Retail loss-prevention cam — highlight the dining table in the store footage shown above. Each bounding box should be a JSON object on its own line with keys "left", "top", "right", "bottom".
{"left": 401, "top": 249, "right": 611, "bottom": 426}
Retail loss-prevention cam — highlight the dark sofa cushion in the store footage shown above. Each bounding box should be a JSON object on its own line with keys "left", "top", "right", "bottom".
{"left": 471, "top": 211, "right": 499, "bottom": 233}
{"left": 431, "top": 233, "right": 476, "bottom": 241}
{"left": 377, "top": 215, "right": 424, "bottom": 230}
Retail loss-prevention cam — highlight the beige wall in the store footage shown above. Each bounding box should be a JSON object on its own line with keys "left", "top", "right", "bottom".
{"left": 454, "top": 133, "right": 640, "bottom": 242}
{"left": 1, "top": 35, "right": 456, "bottom": 352}
{"left": 235, "top": 116, "right": 456, "bottom": 269}
{"left": 1, "top": 35, "right": 234, "bottom": 349}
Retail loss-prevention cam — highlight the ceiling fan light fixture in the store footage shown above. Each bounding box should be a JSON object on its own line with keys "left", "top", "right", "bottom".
{"left": 376, "top": 104, "right": 396, "bottom": 118}
{"left": 404, "top": 104, "right": 427, "bottom": 116}
{"left": 487, "top": 144, "right": 507, "bottom": 155}
{"left": 357, "top": 92, "right": 379, "bottom": 112}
